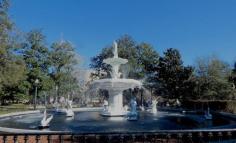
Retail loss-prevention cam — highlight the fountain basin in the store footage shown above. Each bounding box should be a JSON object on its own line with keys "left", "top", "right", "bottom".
{"left": 0, "top": 109, "right": 236, "bottom": 133}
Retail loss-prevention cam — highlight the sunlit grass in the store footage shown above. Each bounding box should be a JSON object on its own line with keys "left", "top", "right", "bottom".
{"left": 0, "top": 104, "right": 33, "bottom": 115}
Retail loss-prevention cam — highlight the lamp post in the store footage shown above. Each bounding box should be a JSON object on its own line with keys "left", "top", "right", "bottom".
{"left": 34, "top": 79, "right": 39, "bottom": 110}
{"left": 55, "top": 85, "right": 58, "bottom": 101}
{"left": 55, "top": 85, "right": 59, "bottom": 109}
{"left": 140, "top": 88, "right": 144, "bottom": 107}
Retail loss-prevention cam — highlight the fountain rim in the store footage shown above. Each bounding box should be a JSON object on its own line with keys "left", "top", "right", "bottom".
{"left": 0, "top": 109, "right": 236, "bottom": 133}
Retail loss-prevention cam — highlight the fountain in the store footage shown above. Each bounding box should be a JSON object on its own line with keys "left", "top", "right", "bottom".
{"left": 38, "top": 109, "right": 53, "bottom": 129}
{"left": 91, "top": 41, "right": 142, "bottom": 116}
{"left": 1, "top": 42, "right": 236, "bottom": 142}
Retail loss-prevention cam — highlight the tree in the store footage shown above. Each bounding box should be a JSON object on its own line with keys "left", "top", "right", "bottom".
{"left": 0, "top": 0, "right": 27, "bottom": 104}
{"left": 193, "top": 57, "right": 235, "bottom": 100}
{"left": 156, "top": 48, "right": 193, "bottom": 99}
{"left": 231, "top": 62, "right": 236, "bottom": 88}
{"left": 22, "top": 30, "right": 52, "bottom": 97}
{"left": 49, "top": 40, "right": 79, "bottom": 97}
{"left": 136, "top": 43, "right": 159, "bottom": 91}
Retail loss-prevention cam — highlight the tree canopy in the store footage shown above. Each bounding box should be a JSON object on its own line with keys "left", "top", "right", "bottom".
{"left": 193, "top": 57, "right": 235, "bottom": 100}
{"left": 153, "top": 48, "right": 194, "bottom": 99}
{"left": 0, "top": 0, "right": 236, "bottom": 106}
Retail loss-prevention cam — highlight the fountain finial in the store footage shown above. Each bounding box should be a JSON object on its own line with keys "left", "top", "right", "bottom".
{"left": 113, "top": 41, "right": 118, "bottom": 58}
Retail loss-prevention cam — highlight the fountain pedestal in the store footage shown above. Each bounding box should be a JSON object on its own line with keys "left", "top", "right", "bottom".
{"left": 101, "top": 90, "right": 125, "bottom": 116}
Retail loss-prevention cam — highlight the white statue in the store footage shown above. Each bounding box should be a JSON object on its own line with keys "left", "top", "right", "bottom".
{"left": 130, "top": 98, "right": 137, "bottom": 114}
{"left": 140, "top": 106, "right": 145, "bottom": 111}
{"left": 39, "top": 109, "right": 53, "bottom": 128}
{"left": 176, "top": 99, "right": 181, "bottom": 107}
{"left": 65, "top": 94, "right": 74, "bottom": 117}
{"left": 103, "top": 99, "right": 109, "bottom": 112}
{"left": 204, "top": 107, "right": 212, "bottom": 120}
{"left": 127, "top": 98, "right": 138, "bottom": 121}
{"left": 66, "top": 108, "right": 74, "bottom": 117}
{"left": 152, "top": 99, "right": 158, "bottom": 114}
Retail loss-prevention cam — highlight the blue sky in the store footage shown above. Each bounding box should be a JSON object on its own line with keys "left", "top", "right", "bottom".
{"left": 10, "top": 0, "right": 236, "bottom": 67}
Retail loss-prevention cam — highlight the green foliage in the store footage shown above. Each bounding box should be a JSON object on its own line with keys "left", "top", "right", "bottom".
{"left": 0, "top": 0, "right": 236, "bottom": 106}
{"left": 22, "top": 30, "right": 52, "bottom": 93}
{"left": 193, "top": 57, "right": 235, "bottom": 100}
{"left": 231, "top": 62, "right": 236, "bottom": 88}
{"left": 49, "top": 40, "right": 79, "bottom": 97}
{"left": 156, "top": 48, "right": 194, "bottom": 99}
{"left": 0, "top": 0, "right": 12, "bottom": 58}
{"left": 0, "top": 0, "right": 27, "bottom": 104}
{"left": 0, "top": 0, "right": 82, "bottom": 104}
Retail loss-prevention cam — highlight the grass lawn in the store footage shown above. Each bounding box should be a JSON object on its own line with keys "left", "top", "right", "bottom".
{"left": 0, "top": 104, "right": 34, "bottom": 115}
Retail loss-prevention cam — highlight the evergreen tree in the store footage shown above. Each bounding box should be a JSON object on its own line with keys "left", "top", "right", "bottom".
{"left": 49, "top": 40, "right": 79, "bottom": 97}
{"left": 22, "top": 30, "right": 52, "bottom": 96}
{"left": 156, "top": 48, "right": 193, "bottom": 99}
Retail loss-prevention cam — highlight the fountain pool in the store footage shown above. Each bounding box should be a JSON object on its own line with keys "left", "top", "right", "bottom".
{"left": 0, "top": 110, "right": 236, "bottom": 133}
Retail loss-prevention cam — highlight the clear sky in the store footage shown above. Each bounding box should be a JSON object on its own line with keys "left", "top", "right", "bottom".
{"left": 10, "top": 0, "right": 236, "bottom": 67}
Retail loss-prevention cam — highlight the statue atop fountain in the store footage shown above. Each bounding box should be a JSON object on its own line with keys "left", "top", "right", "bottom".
{"left": 91, "top": 41, "right": 142, "bottom": 116}
{"left": 103, "top": 41, "right": 128, "bottom": 79}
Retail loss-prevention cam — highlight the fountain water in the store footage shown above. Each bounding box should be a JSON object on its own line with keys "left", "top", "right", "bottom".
{"left": 91, "top": 41, "right": 142, "bottom": 116}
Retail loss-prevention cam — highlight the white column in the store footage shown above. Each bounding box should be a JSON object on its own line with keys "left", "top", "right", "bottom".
{"left": 108, "top": 89, "right": 124, "bottom": 116}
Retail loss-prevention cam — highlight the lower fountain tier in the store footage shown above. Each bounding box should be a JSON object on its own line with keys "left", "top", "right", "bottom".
{"left": 91, "top": 79, "right": 142, "bottom": 117}
{"left": 100, "top": 90, "right": 125, "bottom": 116}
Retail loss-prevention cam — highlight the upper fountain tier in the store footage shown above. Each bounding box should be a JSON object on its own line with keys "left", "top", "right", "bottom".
{"left": 91, "top": 41, "right": 142, "bottom": 90}
{"left": 103, "top": 41, "right": 128, "bottom": 79}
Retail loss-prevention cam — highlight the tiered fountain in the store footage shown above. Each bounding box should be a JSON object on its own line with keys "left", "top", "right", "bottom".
{"left": 91, "top": 42, "right": 142, "bottom": 116}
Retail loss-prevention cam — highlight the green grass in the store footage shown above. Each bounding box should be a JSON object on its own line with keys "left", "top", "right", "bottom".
{"left": 0, "top": 104, "right": 33, "bottom": 115}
